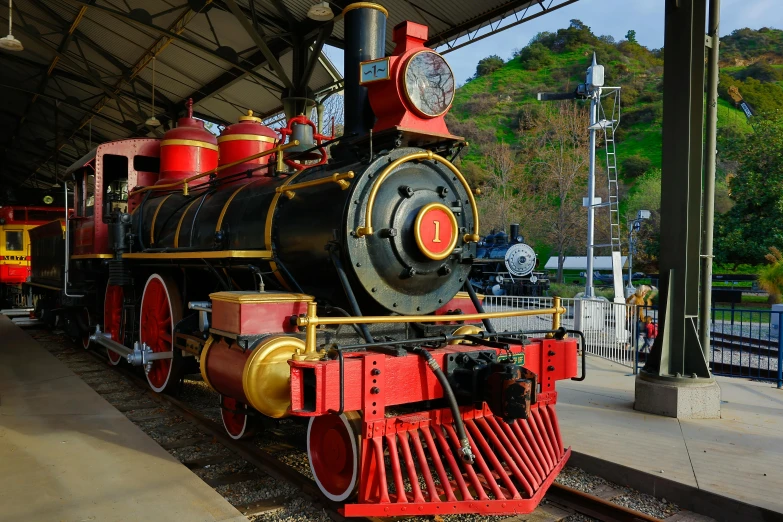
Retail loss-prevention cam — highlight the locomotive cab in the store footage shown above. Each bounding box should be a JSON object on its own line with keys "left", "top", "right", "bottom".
{"left": 66, "top": 139, "right": 160, "bottom": 256}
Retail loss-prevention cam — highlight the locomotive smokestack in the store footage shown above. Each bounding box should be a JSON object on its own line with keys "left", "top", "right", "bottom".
{"left": 343, "top": 3, "right": 387, "bottom": 137}
{"left": 510, "top": 224, "right": 520, "bottom": 242}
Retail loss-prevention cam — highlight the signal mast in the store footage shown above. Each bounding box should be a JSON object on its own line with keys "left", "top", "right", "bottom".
{"left": 538, "top": 54, "right": 623, "bottom": 301}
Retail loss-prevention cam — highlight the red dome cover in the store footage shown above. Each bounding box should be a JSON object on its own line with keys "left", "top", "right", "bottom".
{"left": 217, "top": 110, "right": 279, "bottom": 179}
{"left": 157, "top": 99, "right": 219, "bottom": 186}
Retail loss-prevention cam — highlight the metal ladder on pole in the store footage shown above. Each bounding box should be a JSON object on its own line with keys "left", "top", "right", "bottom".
{"left": 591, "top": 88, "right": 622, "bottom": 258}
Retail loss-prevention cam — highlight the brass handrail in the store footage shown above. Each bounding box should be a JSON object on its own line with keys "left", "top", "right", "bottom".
{"left": 131, "top": 140, "right": 300, "bottom": 195}
{"left": 297, "top": 297, "right": 566, "bottom": 354}
{"left": 275, "top": 171, "right": 354, "bottom": 199}
{"left": 355, "top": 151, "right": 481, "bottom": 243}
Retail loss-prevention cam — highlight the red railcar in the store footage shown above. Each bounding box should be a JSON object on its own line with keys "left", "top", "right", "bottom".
{"left": 0, "top": 205, "right": 63, "bottom": 307}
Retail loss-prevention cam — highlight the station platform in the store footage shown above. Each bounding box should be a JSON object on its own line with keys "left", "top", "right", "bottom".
{"left": 558, "top": 355, "right": 783, "bottom": 514}
{"left": 0, "top": 316, "right": 246, "bottom": 522}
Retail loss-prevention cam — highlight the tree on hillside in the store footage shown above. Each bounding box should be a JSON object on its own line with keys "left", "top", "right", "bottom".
{"left": 625, "top": 169, "right": 662, "bottom": 271}
{"left": 625, "top": 30, "right": 637, "bottom": 44}
{"left": 524, "top": 103, "right": 590, "bottom": 283}
{"left": 716, "top": 114, "right": 783, "bottom": 266}
{"left": 479, "top": 142, "right": 522, "bottom": 233}
{"left": 476, "top": 55, "right": 505, "bottom": 77}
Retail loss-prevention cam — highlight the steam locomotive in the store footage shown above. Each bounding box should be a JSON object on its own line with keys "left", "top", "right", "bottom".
{"left": 470, "top": 224, "right": 550, "bottom": 297}
{"left": 26, "top": 4, "right": 579, "bottom": 516}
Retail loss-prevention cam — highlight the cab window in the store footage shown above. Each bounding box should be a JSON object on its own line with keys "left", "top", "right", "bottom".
{"left": 85, "top": 174, "right": 96, "bottom": 217}
{"left": 5, "top": 231, "right": 23, "bottom": 251}
{"left": 104, "top": 154, "right": 129, "bottom": 212}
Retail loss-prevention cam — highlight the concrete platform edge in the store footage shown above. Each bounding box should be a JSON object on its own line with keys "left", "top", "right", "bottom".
{"left": 568, "top": 451, "right": 783, "bottom": 521}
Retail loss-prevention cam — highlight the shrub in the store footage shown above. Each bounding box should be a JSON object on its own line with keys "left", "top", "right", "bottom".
{"left": 517, "top": 43, "right": 553, "bottom": 69}
{"left": 731, "top": 62, "right": 783, "bottom": 83}
{"left": 622, "top": 155, "right": 652, "bottom": 178}
{"left": 758, "top": 247, "right": 783, "bottom": 303}
{"left": 622, "top": 106, "right": 661, "bottom": 126}
{"left": 475, "top": 55, "right": 505, "bottom": 77}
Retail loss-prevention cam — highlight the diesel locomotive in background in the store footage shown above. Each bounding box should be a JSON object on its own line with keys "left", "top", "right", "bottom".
{"left": 25, "top": 3, "right": 581, "bottom": 516}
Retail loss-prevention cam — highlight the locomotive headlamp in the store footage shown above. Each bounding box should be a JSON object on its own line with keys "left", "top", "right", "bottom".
{"left": 361, "top": 21, "right": 459, "bottom": 137}
{"left": 403, "top": 51, "right": 455, "bottom": 118}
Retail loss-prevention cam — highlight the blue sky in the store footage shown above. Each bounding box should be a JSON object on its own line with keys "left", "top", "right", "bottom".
{"left": 323, "top": 0, "right": 783, "bottom": 85}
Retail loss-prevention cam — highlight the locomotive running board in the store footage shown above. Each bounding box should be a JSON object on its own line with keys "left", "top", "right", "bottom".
{"left": 343, "top": 401, "right": 570, "bottom": 517}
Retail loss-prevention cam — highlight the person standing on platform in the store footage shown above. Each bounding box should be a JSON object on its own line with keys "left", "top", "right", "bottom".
{"left": 637, "top": 316, "right": 647, "bottom": 353}
{"left": 644, "top": 316, "right": 657, "bottom": 352}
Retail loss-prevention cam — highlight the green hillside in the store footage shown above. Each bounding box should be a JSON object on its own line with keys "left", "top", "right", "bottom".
{"left": 448, "top": 21, "right": 771, "bottom": 181}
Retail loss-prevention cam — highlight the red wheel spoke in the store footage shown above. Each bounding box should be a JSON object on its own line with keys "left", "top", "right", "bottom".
{"left": 141, "top": 275, "right": 180, "bottom": 392}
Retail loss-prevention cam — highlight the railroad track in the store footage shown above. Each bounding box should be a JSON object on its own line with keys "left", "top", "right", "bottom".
{"left": 27, "top": 326, "right": 666, "bottom": 522}
{"left": 710, "top": 332, "right": 779, "bottom": 355}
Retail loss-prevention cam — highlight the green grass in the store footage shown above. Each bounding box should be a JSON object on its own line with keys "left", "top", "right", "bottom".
{"left": 742, "top": 294, "right": 770, "bottom": 304}
{"left": 711, "top": 305, "right": 772, "bottom": 323}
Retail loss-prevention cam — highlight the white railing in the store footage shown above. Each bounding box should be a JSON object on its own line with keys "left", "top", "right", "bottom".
{"left": 482, "top": 295, "right": 657, "bottom": 369}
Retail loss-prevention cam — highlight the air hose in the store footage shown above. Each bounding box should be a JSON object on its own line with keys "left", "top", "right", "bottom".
{"left": 410, "top": 346, "right": 475, "bottom": 464}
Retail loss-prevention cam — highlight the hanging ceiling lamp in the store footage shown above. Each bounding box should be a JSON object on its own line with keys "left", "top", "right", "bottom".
{"left": 307, "top": 1, "right": 333, "bottom": 21}
{"left": 145, "top": 55, "right": 161, "bottom": 127}
{"left": 0, "top": 0, "right": 23, "bottom": 52}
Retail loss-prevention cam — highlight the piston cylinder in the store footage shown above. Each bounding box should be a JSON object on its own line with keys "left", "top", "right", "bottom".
{"left": 217, "top": 110, "right": 279, "bottom": 179}
{"left": 200, "top": 334, "right": 305, "bottom": 418}
{"left": 157, "top": 98, "right": 218, "bottom": 186}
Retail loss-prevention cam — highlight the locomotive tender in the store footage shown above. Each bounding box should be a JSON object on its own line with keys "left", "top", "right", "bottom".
{"left": 27, "top": 4, "right": 581, "bottom": 516}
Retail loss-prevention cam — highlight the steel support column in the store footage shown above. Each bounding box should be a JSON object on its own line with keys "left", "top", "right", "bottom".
{"left": 699, "top": 0, "right": 721, "bottom": 357}
{"left": 641, "top": 0, "right": 711, "bottom": 380}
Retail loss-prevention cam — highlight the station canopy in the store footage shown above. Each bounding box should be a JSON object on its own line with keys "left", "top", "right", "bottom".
{"left": 0, "top": 0, "right": 577, "bottom": 188}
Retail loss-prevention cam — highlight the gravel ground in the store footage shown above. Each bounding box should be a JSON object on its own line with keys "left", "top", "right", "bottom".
{"left": 711, "top": 346, "right": 779, "bottom": 372}
{"left": 556, "top": 466, "right": 680, "bottom": 519}
{"left": 562, "top": 514, "right": 599, "bottom": 521}
{"left": 248, "top": 497, "right": 331, "bottom": 522}
{"left": 556, "top": 466, "right": 630, "bottom": 496}
{"left": 712, "top": 320, "right": 778, "bottom": 341}
{"left": 216, "top": 476, "right": 299, "bottom": 506}
{"left": 613, "top": 493, "right": 678, "bottom": 519}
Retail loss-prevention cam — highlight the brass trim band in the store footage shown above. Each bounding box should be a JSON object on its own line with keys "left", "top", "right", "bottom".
{"left": 413, "top": 202, "right": 459, "bottom": 261}
{"left": 216, "top": 182, "right": 255, "bottom": 233}
{"left": 217, "top": 134, "right": 277, "bottom": 144}
{"left": 199, "top": 337, "right": 214, "bottom": 390}
{"left": 209, "top": 291, "right": 314, "bottom": 304}
{"left": 70, "top": 254, "right": 114, "bottom": 259}
{"left": 275, "top": 171, "right": 354, "bottom": 199}
{"left": 174, "top": 199, "right": 200, "bottom": 249}
{"left": 264, "top": 169, "right": 308, "bottom": 289}
{"left": 356, "top": 151, "right": 481, "bottom": 242}
{"left": 402, "top": 50, "right": 455, "bottom": 119}
{"left": 122, "top": 250, "right": 273, "bottom": 260}
{"left": 160, "top": 139, "right": 219, "bottom": 152}
{"left": 342, "top": 2, "right": 389, "bottom": 17}
{"left": 25, "top": 281, "right": 63, "bottom": 291}
{"left": 131, "top": 141, "right": 299, "bottom": 196}
{"left": 149, "top": 194, "right": 173, "bottom": 244}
